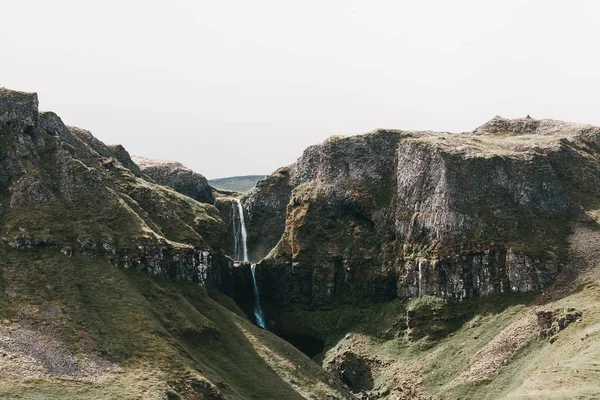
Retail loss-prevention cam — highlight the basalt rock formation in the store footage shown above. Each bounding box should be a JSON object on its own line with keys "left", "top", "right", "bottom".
{"left": 237, "top": 117, "right": 600, "bottom": 399}
{"left": 245, "top": 117, "right": 600, "bottom": 309}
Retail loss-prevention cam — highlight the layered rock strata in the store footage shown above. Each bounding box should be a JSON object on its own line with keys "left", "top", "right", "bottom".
{"left": 245, "top": 117, "right": 600, "bottom": 308}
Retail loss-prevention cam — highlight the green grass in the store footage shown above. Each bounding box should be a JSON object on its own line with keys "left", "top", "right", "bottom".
{"left": 300, "top": 280, "right": 600, "bottom": 400}
{"left": 0, "top": 123, "right": 225, "bottom": 254}
{"left": 0, "top": 121, "right": 343, "bottom": 398}
{"left": 208, "top": 175, "right": 266, "bottom": 193}
{"left": 428, "top": 283, "right": 600, "bottom": 399}
{"left": 273, "top": 291, "right": 536, "bottom": 359}
{"left": 0, "top": 249, "right": 345, "bottom": 399}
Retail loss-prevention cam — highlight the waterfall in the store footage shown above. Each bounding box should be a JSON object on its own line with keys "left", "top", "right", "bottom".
{"left": 231, "top": 199, "right": 266, "bottom": 328}
{"left": 251, "top": 264, "right": 266, "bottom": 329}
{"left": 231, "top": 199, "right": 249, "bottom": 262}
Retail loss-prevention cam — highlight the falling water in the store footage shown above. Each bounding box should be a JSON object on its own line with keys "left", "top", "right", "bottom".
{"left": 232, "top": 199, "right": 249, "bottom": 262}
{"left": 231, "top": 199, "right": 266, "bottom": 328}
{"left": 251, "top": 264, "right": 266, "bottom": 329}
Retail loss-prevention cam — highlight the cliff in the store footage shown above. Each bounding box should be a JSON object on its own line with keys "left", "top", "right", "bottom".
{"left": 237, "top": 116, "right": 600, "bottom": 399}
{"left": 4, "top": 85, "right": 600, "bottom": 399}
{"left": 245, "top": 117, "right": 600, "bottom": 307}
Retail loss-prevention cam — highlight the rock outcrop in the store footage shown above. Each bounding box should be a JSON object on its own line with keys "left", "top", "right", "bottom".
{"left": 0, "top": 88, "right": 229, "bottom": 289}
{"left": 244, "top": 118, "right": 600, "bottom": 309}
{"left": 327, "top": 351, "right": 375, "bottom": 392}
{"left": 244, "top": 167, "right": 294, "bottom": 262}
{"left": 0, "top": 88, "right": 39, "bottom": 127}
{"left": 537, "top": 308, "right": 582, "bottom": 341}
{"left": 133, "top": 156, "right": 214, "bottom": 204}
{"left": 108, "top": 144, "right": 143, "bottom": 176}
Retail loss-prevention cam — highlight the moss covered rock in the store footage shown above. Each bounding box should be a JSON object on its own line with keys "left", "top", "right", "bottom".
{"left": 246, "top": 118, "right": 600, "bottom": 311}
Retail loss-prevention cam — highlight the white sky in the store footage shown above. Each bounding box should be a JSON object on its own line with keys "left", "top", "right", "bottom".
{"left": 2, "top": 0, "right": 600, "bottom": 178}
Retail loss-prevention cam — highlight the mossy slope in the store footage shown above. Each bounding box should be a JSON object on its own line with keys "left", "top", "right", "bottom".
{"left": 0, "top": 250, "right": 351, "bottom": 399}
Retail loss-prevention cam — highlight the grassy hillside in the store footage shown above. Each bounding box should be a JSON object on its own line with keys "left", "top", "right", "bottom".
{"left": 209, "top": 176, "right": 266, "bottom": 193}
{"left": 0, "top": 249, "right": 352, "bottom": 399}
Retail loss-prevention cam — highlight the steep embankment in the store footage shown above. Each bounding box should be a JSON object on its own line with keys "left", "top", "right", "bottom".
{"left": 0, "top": 250, "right": 352, "bottom": 400}
{"left": 0, "top": 88, "right": 352, "bottom": 399}
{"left": 242, "top": 116, "right": 600, "bottom": 398}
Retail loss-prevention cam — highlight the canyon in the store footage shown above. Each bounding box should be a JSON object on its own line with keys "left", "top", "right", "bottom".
{"left": 1, "top": 87, "right": 600, "bottom": 399}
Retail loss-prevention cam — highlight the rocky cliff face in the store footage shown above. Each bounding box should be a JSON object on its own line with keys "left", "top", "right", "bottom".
{"left": 244, "top": 167, "right": 294, "bottom": 262}
{"left": 245, "top": 117, "right": 600, "bottom": 309}
{"left": 0, "top": 88, "right": 229, "bottom": 288}
{"left": 132, "top": 156, "right": 215, "bottom": 204}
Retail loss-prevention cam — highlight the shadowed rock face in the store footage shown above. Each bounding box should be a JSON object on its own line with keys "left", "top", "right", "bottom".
{"left": 243, "top": 167, "right": 294, "bottom": 262}
{"left": 133, "top": 156, "right": 214, "bottom": 204}
{"left": 326, "top": 352, "right": 374, "bottom": 392}
{"left": 246, "top": 118, "right": 600, "bottom": 309}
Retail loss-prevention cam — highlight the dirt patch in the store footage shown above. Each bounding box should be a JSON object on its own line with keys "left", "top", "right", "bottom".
{"left": 0, "top": 323, "right": 116, "bottom": 382}
{"left": 535, "top": 224, "right": 600, "bottom": 304}
{"left": 447, "top": 309, "right": 538, "bottom": 388}
{"left": 380, "top": 360, "right": 433, "bottom": 400}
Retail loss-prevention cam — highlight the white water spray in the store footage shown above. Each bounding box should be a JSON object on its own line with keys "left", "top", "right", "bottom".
{"left": 232, "top": 199, "right": 249, "bottom": 262}
{"left": 231, "top": 199, "right": 266, "bottom": 328}
{"left": 251, "top": 264, "right": 266, "bottom": 329}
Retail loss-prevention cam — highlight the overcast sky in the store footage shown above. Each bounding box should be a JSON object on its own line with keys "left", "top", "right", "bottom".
{"left": 2, "top": 0, "right": 600, "bottom": 178}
